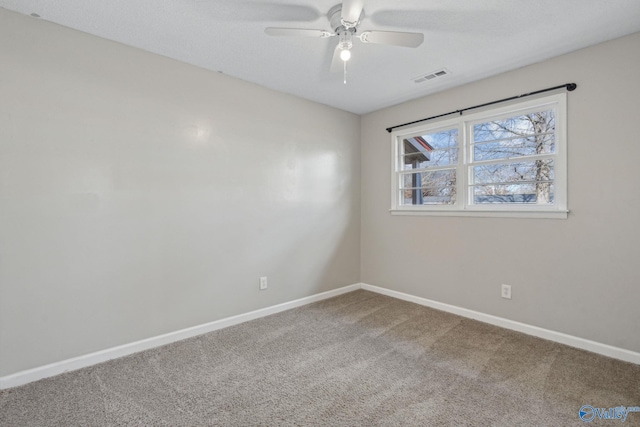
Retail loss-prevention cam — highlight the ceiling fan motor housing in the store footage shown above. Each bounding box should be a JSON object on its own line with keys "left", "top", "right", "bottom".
{"left": 328, "top": 4, "right": 363, "bottom": 33}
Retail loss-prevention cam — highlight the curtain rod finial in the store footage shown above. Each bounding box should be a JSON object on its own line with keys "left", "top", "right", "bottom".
{"left": 567, "top": 83, "right": 577, "bottom": 91}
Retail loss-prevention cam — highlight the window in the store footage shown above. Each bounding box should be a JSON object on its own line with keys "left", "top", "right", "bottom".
{"left": 391, "top": 93, "right": 567, "bottom": 218}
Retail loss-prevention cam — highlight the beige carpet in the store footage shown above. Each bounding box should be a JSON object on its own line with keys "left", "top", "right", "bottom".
{"left": 1, "top": 290, "right": 639, "bottom": 426}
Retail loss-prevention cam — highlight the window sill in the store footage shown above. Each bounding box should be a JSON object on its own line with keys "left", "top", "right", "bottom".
{"left": 389, "top": 209, "right": 569, "bottom": 219}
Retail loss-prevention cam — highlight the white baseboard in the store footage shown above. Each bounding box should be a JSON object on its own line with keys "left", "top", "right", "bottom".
{"left": 3, "top": 282, "right": 637, "bottom": 390}
{"left": 361, "top": 283, "right": 640, "bottom": 365}
{"left": 0, "top": 283, "right": 362, "bottom": 390}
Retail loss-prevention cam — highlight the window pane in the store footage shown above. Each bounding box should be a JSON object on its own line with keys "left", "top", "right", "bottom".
{"left": 402, "top": 147, "right": 458, "bottom": 170}
{"left": 473, "top": 110, "right": 555, "bottom": 162}
{"left": 473, "top": 184, "right": 555, "bottom": 204}
{"left": 400, "top": 170, "right": 456, "bottom": 205}
{"left": 401, "top": 129, "right": 458, "bottom": 170}
{"left": 400, "top": 170, "right": 457, "bottom": 189}
{"left": 474, "top": 135, "right": 555, "bottom": 161}
{"left": 472, "top": 160, "right": 554, "bottom": 185}
{"left": 400, "top": 188, "right": 457, "bottom": 205}
{"left": 474, "top": 110, "right": 555, "bottom": 144}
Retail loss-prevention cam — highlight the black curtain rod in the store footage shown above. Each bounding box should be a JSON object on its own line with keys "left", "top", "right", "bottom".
{"left": 386, "top": 83, "right": 577, "bottom": 133}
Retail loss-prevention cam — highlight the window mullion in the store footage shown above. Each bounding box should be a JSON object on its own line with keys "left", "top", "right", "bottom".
{"left": 469, "top": 153, "right": 556, "bottom": 167}
{"left": 459, "top": 121, "right": 468, "bottom": 210}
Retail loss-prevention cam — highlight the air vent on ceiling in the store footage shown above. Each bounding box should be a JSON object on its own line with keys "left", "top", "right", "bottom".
{"left": 413, "top": 69, "right": 450, "bottom": 84}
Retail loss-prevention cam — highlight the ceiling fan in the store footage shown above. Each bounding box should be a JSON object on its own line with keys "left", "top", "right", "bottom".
{"left": 264, "top": 0, "right": 424, "bottom": 83}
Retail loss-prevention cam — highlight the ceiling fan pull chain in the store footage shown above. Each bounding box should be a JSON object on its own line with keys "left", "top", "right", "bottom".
{"left": 343, "top": 60, "right": 348, "bottom": 85}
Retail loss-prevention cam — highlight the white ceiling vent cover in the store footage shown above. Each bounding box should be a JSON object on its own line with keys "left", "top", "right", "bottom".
{"left": 413, "top": 69, "right": 450, "bottom": 83}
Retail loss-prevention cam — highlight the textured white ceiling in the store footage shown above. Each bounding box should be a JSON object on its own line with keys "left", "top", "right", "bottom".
{"left": 2, "top": 0, "right": 640, "bottom": 114}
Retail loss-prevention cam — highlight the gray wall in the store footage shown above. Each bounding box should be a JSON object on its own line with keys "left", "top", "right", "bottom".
{"left": 0, "top": 9, "right": 361, "bottom": 376}
{"left": 361, "top": 31, "right": 640, "bottom": 353}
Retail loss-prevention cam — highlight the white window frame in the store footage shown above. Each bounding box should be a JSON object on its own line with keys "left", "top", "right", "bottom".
{"left": 390, "top": 93, "right": 568, "bottom": 219}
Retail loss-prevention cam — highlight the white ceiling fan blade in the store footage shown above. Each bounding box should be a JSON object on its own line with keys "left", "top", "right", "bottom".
{"left": 330, "top": 44, "right": 343, "bottom": 73}
{"left": 265, "top": 28, "right": 333, "bottom": 38}
{"left": 341, "top": 0, "right": 364, "bottom": 27}
{"left": 359, "top": 30, "right": 424, "bottom": 48}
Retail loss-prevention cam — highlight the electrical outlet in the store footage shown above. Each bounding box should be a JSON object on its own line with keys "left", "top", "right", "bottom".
{"left": 501, "top": 284, "right": 512, "bottom": 299}
{"left": 259, "top": 276, "right": 268, "bottom": 290}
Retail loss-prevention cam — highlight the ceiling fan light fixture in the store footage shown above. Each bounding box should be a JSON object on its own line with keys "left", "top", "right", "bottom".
{"left": 338, "top": 30, "right": 353, "bottom": 61}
